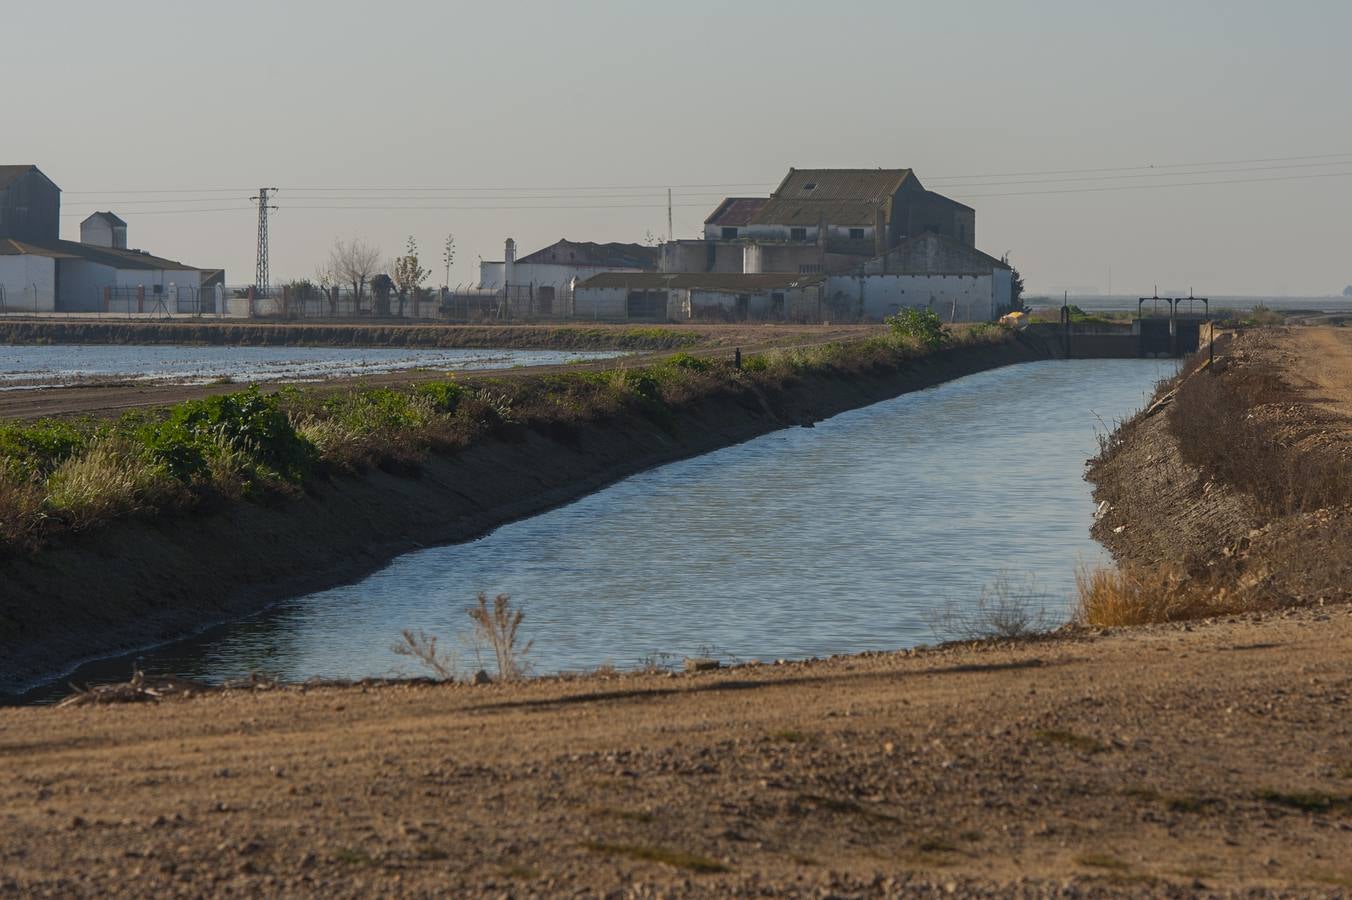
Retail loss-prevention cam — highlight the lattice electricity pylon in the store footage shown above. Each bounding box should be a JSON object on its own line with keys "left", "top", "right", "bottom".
{"left": 251, "top": 188, "right": 279, "bottom": 297}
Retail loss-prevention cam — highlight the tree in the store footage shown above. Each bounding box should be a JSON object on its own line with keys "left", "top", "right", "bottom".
{"left": 326, "top": 237, "right": 380, "bottom": 310}
{"left": 393, "top": 236, "right": 431, "bottom": 318}
{"left": 1010, "top": 266, "right": 1026, "bottom": 311}
{"left": 370, "top": 273, "right": 395, "bottom": 317}
{"left": 442, "top": 234, "right": 456, "bottom": 289}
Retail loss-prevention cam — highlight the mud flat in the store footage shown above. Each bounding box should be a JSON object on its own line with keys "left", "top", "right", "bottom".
{"left": 0, "top": 335, "right": 1045, "bottom": 698}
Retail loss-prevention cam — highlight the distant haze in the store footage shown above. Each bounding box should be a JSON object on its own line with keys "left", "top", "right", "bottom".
{"left": 11, "top": 0, "right": 1351, "bottom": 295}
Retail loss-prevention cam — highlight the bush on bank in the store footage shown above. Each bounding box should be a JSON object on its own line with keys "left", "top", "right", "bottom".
{"left": 0, "top": 324, "right": 1013, "bottom": 555}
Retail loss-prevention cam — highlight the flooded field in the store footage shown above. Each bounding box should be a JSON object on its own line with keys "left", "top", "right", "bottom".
{"left": 45, "top": 358, "right": 1177, "bottom": 694}
{"left": 0, "top": 344, "right": 628, "bottom": 389}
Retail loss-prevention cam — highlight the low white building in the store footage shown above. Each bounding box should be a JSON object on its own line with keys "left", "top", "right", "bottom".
{"left": 825, "top": 233, "right": 1012, "bottom": 322}
{"left": 478, "top": 238, "right": 658, "bottom": 315}
{"left": 574, "top": 272, "right": 826, "bottom": 322}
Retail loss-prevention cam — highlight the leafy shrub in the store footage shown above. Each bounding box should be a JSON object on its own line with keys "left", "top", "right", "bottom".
{"left": 414, "top": 379, "right": 465, "bottom": 413}
{"left": 0, "top": 420, "right": 90, "bottom": 477}
{"left": 140, "top": 386, "right": 315, "bottom": 483}
{"left": 885, "top": 308, "right": 947, "bottom": 349}
{"left": 665, "top": 352, "right": 713, "bottom": 373}
{"left": 740, "top": 354, "right": 771, "bottom": 372}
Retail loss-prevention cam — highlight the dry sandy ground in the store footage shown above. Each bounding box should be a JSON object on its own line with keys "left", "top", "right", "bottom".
{"left": 2, "top": 605, "right": 1351, "bottom": 898}
{"left": 0, "top": 322, "right": 878, "bottom": 421}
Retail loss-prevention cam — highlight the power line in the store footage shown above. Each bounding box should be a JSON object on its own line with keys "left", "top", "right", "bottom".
{"left": 925, "top": 151, "right": 1352, "bottom": 182}
{"left": 951, "top": 168, "right": 1352, "bottom": 199}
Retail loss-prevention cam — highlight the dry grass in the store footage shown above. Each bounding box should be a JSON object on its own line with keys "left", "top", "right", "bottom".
{"left": 467, "top": 592, "right": 533, "bottom": 681}
{"left": 391, "top": 629, "right": 458, "bottom": 680}
{"left": 1075, "top": 565, "right": 1245, "bottom": 627}
{"left": 44, "top": 437, "right": 179, "bottom": 530}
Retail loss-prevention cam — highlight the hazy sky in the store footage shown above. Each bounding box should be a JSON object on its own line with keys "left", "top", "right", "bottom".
{"left": 10, "top": 0, "right": 1350, "bottom": 295}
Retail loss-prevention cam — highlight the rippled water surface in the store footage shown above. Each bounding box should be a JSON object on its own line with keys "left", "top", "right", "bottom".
{"left": 0, "top": 344, "right": 627, "bottom": 387}
{"left": 56, "top": 359, "right": 1176, "bottom": 689}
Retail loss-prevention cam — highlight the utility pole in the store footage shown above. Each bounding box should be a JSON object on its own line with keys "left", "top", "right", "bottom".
{"left": 667, "top": 188, "right": 673, "bottom": 243}
{"left": 251, "top": 187, "right": 279, "bottom": 296}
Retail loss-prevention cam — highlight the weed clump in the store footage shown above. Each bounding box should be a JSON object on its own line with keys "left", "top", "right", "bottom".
{"left": 885, "top": 307, "right": 947, "bottom": 350}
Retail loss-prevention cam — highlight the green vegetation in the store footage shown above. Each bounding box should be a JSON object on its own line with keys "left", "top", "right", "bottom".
{"left": 0, "top": 325, "right": 1015, "bottom": 555}
{"left": 884, "top": 307, "right": 947, "bottom": 349}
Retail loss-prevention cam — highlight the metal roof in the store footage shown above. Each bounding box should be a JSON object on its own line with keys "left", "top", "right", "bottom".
{"left": 0, "top": 239, "right": 196, "bottom": 271}
{"left": 0, "top": 165, "right": 58, "bottom": 193}
{"left": 577, "top": 272, "right": 824, "bottom": 291}
{"left": 82, "top": 211, "right": 127, "bottom": 227}
{"left": 704, "top": 197, "right": 769, "bottom": 227}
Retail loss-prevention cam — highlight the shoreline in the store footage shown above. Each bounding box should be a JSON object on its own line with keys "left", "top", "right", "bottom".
{"left": 0, "top": 333, "right": 1048, "bottom": 698}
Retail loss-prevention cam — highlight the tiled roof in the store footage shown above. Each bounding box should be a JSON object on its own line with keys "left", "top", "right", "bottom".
{"left": 517, "top": 239, "right": 659, "bottom": 269}
{"left": 577, "top": 272, "right": 824, "bottom": 291}
{"left": 770, "top": 168, "right": 916, "bottom": 202}
{"left": 749, "top": 198, "right": 881, "bottom": 227}
{"left": 704, "top": 197, "right": 769, "bottom": 227}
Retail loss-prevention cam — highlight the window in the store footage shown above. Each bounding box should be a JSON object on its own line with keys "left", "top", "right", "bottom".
{"left": 790, "top": 227, "right": 808, "bottom": 241}
{"left": 770, "top": 292, "right": 785, "bottom": 317}
{"left": 803, "top": 182, "right": 817, "bottom": 191}
{"left": 799, "top": 263, "right": 824, "bottom": 274}
{"left": 721, "top": 226, "right": 739, "bottom": 240}
{"left": 849, "top": 228, "right": 865, "bottom": 240}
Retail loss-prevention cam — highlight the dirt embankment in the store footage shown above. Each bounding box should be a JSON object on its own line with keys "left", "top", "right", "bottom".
{"left": 2, "top": 603, "right": 1350, "bottom": 897}
{"left": 1088, "top": 326, "right": 1352, "bottom": 606}
{"left": 0, "top": 336, "right": 1046, "bottom": 698}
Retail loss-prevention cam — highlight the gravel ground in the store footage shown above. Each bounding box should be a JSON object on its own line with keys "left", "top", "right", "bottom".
{"left": 2, "top": 604, "right": 1350, "bottom": 898}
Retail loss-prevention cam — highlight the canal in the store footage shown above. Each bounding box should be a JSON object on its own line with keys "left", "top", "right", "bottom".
{"left": 47, "top": 358, "right": 1176, "bottom": 691}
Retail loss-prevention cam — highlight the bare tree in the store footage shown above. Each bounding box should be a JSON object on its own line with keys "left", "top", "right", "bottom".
{"left": 442, "top": 233, "right": 455, "bottom": 289}
{"left": 327, "top": 237, "right": 381, "bottom": 308}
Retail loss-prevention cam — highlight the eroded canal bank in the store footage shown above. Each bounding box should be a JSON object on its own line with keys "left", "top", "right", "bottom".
{"left": 2, "top": 332, "right": 1046, "bottom": 697}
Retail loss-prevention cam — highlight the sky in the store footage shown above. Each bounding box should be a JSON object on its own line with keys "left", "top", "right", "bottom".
{"left": 8, "top": 0, "right": 1351, "bottom": 296}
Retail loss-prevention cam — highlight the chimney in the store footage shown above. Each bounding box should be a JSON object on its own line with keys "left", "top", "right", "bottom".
{"left": 504, "top": 238, "right": 516, "bottom": 288}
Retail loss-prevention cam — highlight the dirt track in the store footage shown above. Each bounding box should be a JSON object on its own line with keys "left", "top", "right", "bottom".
{"left": 2, "top": 606, "right": 1350, "bottom": 898}
{"left": 0, "top": 322, "right": 877, "bottom": 420}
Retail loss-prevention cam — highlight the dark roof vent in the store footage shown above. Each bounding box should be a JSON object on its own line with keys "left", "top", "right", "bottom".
{"left": 803, "top": 182, "right": 817, "bottom": 191}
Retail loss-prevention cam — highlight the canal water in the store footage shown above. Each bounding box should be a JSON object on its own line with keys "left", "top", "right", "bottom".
{"left": 0, "top": 344, "right": 627, "bottom": 388}
{"left": 47, "top": 358, "right": 1175, "bottom": 692}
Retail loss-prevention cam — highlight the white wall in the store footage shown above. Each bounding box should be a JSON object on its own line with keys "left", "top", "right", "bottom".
{"left": 58, "top": 259, "right": 118, "bottom": 310}
{"left": 573, "top": 285, "right": 630, "bottom": 319}
{"left": 479, "top": 261, "right": 649, "bottom": 290}
{"left": 0, "top": 255, "right": 56, "bottom": 311}
{"left": 826, "top": 273, "right": 996, "bottom": 322}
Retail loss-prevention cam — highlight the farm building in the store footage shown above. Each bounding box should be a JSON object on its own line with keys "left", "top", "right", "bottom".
{"left": 825, "top": 233, "right": 1012, "bottom": 322}
{"left": 574, "top": 272, "right": 826, "bottom": 322}
{"left": 0, "top": 165, "right": 217, "bottom": 313}
{"left": 478, "top": 238, "right": 659, "bottom": 315}
{"left": 661, "top": 168, "right": 977, "bottom": 278}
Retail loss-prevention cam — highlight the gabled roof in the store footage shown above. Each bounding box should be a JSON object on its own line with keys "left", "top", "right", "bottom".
{"left": 704, "top": 197, "right": 769, "bottom": 227}
{"left": 82, "top": 211, "right": 127, "bottom": 227}
{"left": 748, "top": 168, "right": 922, "bottom": 228}
{"left": 0, "top": 165, "right": 59, "bottom": 193}
{"left": 577, "top": 272, "right": 824, "bottom": 292}
{"left": 750, "top": 199, "right": 882, "bottom": 228}
{"left": 770, "top": 168, "right": 918, "bottom": 202}
{"left": 0, "top": 238, "right": 197, "bottom": 271}
{"left": 517, "top": 239, "right": 659, "bottom": 269}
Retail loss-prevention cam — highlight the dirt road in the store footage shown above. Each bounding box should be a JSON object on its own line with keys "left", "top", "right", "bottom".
{"left": 0, "top": 322, "right": 878, "bottom": 420}
{"left": 2, "top": 605, "right": 1351, "bottom": 898}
